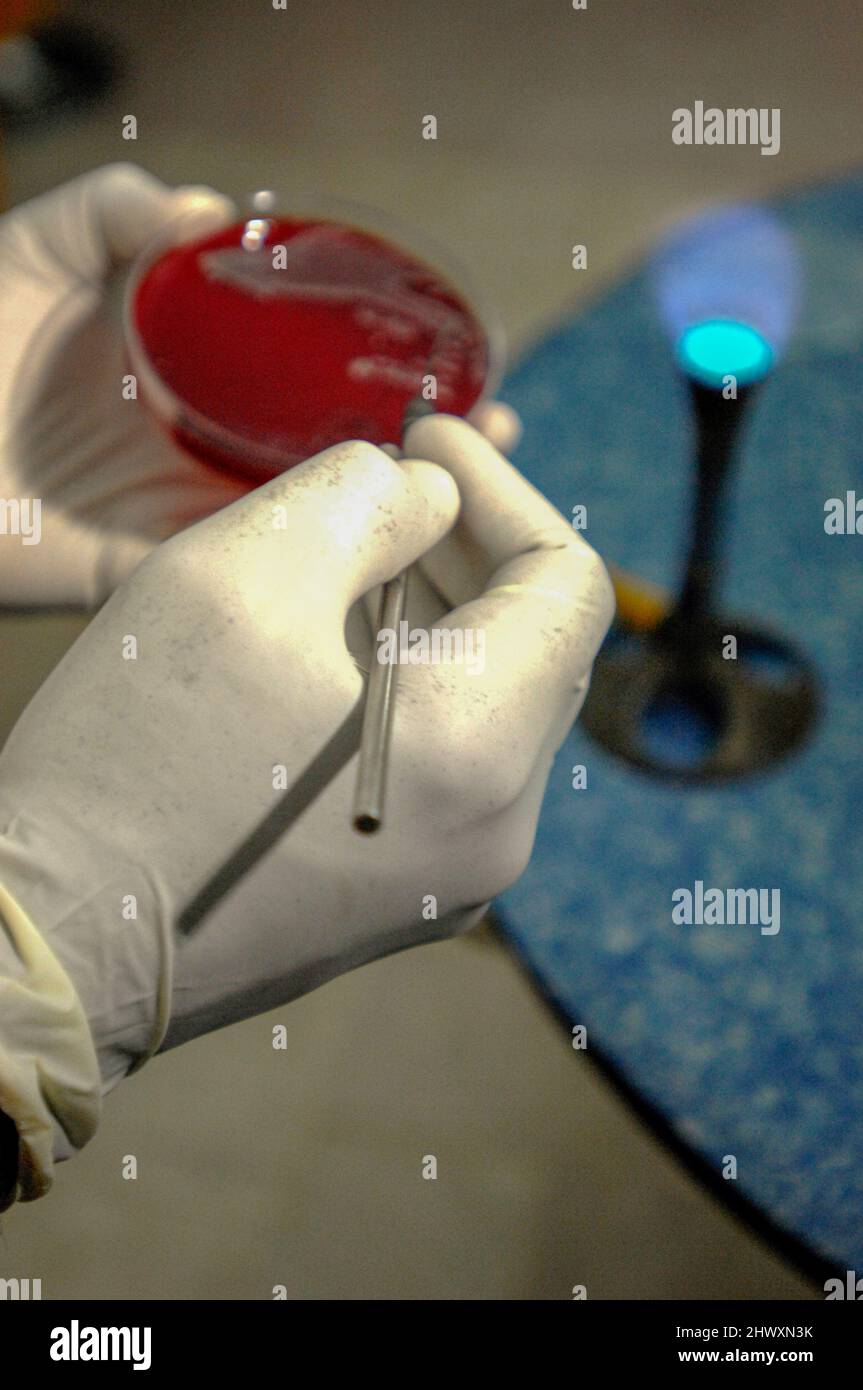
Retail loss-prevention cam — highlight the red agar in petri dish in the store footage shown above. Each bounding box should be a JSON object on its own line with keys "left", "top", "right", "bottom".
{"left": 130, "top": 217, "right": 493, "bottom": 481}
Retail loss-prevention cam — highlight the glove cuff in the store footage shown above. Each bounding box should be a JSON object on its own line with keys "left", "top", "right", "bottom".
{"left": 0, "top": 810, "right": 175, "bottom": 1208}
{"left": 0, "top": 879, "right": 101, "bottom": 1207}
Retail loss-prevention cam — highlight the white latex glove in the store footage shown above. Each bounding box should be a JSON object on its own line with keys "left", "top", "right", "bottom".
{"left": 0, "top": 161, "right": 521, "bottom": 611}
{"left": 0, "top": 416, "right": 612, "bottom": 1205}
{"left": 0, "top": 162, "right": 247, "bottom": 607}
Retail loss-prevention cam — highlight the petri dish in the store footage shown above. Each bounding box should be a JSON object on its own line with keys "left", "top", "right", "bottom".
{"left": 124, "top": 190, "right": 505, "bottom": 481}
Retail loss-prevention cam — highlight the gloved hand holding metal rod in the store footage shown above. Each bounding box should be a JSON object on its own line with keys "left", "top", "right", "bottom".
{"left": 0, "top": 166, "right": 614, "bottom": 1207}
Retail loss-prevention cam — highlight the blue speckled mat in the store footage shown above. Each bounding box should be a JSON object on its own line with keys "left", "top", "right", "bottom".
{"left": 496, "top": 172, "right": 863, "bottom": 1273}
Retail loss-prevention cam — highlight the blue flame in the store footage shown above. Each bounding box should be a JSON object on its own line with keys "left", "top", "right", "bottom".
{"left": 653, "top": 204, "right": 801, "bottom": 381}
{"left": 677, "top": 318, "right": 774, "bottom": 388}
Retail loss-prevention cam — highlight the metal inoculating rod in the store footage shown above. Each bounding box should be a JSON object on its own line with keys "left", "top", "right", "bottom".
{"left": 352, "top": 566, "right": 409, "bottom": 834}
{"left": 351, "top": 394, "right": 438, "bottom": 833}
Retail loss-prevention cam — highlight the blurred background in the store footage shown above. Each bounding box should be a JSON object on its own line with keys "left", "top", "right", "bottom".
{"left": 2, "top": 0, "right": 862, "bottom": 1299}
